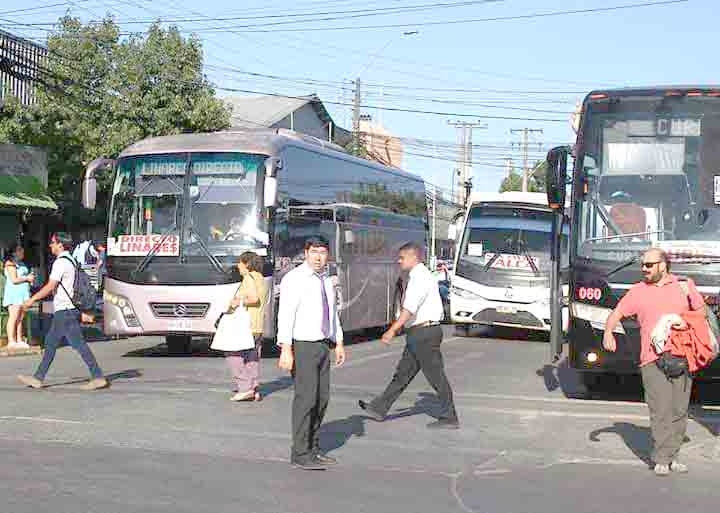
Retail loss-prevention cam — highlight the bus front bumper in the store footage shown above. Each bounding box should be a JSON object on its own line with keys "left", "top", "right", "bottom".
{"left": 102, "top": 277, "right": 240, "bottom": 337}
{"left": 450, "top": 293, "right": 551, "bottom": 332}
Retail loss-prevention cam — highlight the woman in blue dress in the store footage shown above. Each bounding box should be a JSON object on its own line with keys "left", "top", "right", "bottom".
{"left": 3, "top": 244, "right": 35, "bottom": 349}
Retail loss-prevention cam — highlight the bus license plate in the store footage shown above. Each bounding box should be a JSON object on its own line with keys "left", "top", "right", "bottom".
{"left": 496, "top": 305, "right": 517, "bottom": 314}
{"left": 168, "top": 319, "right": 192, "bottom": 331}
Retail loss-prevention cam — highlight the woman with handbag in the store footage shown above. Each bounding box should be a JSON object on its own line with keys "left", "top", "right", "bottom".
{"left": 226, "top": 252, "right": 267, "bottom": 402}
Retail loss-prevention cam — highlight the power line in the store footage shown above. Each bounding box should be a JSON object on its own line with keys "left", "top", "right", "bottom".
{"left": 216, "top": 86, "right": 568, "bottom": 122}
{"left": 170, "top": 0, "right": 689, "bottom": 33}
{"left": 7, "top": 0, "right": 505, "bottom": 26}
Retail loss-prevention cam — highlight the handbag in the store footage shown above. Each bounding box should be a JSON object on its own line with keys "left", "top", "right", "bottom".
{"left": 656, "top": 351, "right": 689, "bottom": 379}
{"left": 210, "top": 306, "right": 255, "bottom": 352}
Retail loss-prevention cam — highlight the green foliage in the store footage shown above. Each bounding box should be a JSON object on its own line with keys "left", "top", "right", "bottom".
{"left": 498, "top": 160, "right": 547, "bottom": 193}
{"left": 0, "top": 16, "right": 231, "bottom": 228}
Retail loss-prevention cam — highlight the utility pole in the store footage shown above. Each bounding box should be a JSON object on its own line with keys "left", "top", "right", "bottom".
{"left": 428, "top": 185, "right": 438, "bottom": 270}
{"left": 352, "top": 77, "right": 362, "bottom": 155}
{"left": 510, "top": 128, "right": 543, "bottom": 192}
{"left": 448, "top": 120, "right": 486, "bottom": 204}
{"left": 505, "top": 158, "right": 514, "bottom": 179}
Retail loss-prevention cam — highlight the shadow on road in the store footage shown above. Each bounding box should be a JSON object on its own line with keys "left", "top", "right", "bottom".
{"left": 319, "top": 392, "right": 442, "bottom": 453}
{"left": 537, "top": 358, "right": 644, "bottom": 402}
{"left": 42, "top": 368, "right": 143, "bottom": 388}
{"left": 589, "top": 422, "right": 653, "bottom": 466}
{"left": 258, "top": 375, "right": 293, "bottom": 398}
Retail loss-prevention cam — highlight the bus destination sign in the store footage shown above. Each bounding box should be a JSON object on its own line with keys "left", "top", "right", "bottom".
{"left": 108, "top": 235, "right": 180, "bottom": 257}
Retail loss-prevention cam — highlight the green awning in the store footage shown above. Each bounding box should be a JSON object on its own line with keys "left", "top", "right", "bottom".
{"left": 0, "top": 175, "right": 58, "bottom": 210}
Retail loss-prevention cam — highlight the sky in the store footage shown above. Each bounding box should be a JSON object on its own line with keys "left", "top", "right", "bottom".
{"left": 1, "top": 0, "right": 717, "bottom": 198}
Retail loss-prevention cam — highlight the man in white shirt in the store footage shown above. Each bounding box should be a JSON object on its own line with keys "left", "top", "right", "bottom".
{"left": 277, "top": 235, "right": 346, "bottom": 470}
{"left": 359, "top": 242, "right": 459, "bottom": 429}
{"left": 17, "top": 232, "right": 107, "bottom": 391}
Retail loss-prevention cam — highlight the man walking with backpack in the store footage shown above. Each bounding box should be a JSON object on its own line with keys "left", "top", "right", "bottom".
{"left": 18, "top": 232, "right": 108, "bottom": 390}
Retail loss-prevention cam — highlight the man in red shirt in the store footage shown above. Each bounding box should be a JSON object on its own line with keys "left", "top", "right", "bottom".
{"left": 603, "top": 248, "right": 705, "bottom": 476}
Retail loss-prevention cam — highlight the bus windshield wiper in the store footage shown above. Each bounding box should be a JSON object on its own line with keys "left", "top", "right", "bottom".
{"left": 517, "top": 241, "right": 540, "bottom": 277}
{"left": 483, "top": 237, "right": 515, "bottom": 272}
{"left": 188, "top": 227, "right": 227, "bottom": 276}
{"left": 606, "top": 255, "right": 640, "bottom": 278}
{"left": 132, "top": 224, "right": 178, "bottom": 277}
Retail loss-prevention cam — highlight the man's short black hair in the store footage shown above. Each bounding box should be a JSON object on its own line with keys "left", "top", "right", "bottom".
{"left": 50, "top": 232, "right": 73, "bottom": 250}
{"left": 399, "top": 241, "right": 424, "bottom": 259}
{"left": 304, "top": 235, "right": 330, "bottom": 251}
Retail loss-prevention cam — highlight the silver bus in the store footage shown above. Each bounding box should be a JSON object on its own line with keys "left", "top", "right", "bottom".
{"left": 82, "top": 129, "right": 427, "bottom": 353}
{"left": 450, "top": 191, "right": 568, "bottom": 335}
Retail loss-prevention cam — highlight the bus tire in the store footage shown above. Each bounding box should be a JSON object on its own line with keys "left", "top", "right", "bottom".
{"left": 578, "top": 372, "right": 602, "bottom": 398}
{"left": 166, "top": 335, "right": 192, "bottom": 355}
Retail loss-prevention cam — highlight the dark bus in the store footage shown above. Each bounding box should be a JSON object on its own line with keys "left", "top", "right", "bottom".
{"left": 545, "top": 87, "right": 720, "bottom": 393}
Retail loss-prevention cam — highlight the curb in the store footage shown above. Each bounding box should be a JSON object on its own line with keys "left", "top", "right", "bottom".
{"left": 0, "top": 346, "right": 42, "bottom": 358}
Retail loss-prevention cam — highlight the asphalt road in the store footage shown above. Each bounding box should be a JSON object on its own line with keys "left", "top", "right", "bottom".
{"left": 1, "top": 326, "right": 719, "bottom": 513}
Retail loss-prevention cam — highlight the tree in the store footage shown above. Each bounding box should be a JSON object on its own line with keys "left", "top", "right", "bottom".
{"left": 498, "top": 160, "right": 547, "bottom": 193}
{"left": 0, "top": 16, "right": 230, "bottom": 228}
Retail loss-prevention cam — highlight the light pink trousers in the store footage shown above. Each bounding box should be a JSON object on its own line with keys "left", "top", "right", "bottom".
{"left": 225, "top": 335, "right": 262, "bottom": 392}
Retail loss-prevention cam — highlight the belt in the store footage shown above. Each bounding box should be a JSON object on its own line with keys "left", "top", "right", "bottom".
{"left": 409, "top": 321, "right": 440, "bottom": 329}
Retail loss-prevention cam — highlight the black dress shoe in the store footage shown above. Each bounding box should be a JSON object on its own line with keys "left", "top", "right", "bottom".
{"left": 314, "top": 453, "right": 338, "bottom": 465}
{"left": 358, "top": 400, "right": 385, "bottom": 421}
{"left": 427, "top": 418, "right": 460, "bottom": 430}
{"left": 291, "top": 458, "right": 327, "bottom": 471}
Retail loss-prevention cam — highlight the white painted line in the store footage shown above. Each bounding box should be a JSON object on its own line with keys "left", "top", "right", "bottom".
{"left": 0, "top": 416, "right": 85, "bottom": 425}
{"left": 339, "top": 350, "right": 400, "bottom": 369}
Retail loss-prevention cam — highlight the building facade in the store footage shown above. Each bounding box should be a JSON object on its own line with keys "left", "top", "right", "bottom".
{"left": 359, "top": 114, "right": 404, "bottom": 169}
{"left": 0, "top": 29, "right": 47, "bottom": 108}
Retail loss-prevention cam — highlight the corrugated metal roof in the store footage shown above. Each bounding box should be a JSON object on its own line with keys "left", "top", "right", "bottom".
{"left": 226, "top": 95, "right": 315, "bottom": 128}
{"left": 0, "top": 175, "right": 57, "bottom": 210}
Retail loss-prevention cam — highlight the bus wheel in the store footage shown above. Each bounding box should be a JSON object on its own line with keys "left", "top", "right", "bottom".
{"left": 166, "top": 335, "right": 192, "bottom": 355}
{"left": 578, "top": 372, "right": 602, "bottom": 399}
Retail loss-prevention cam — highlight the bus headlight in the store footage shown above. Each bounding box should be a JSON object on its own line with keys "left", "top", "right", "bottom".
{"left": 104, "top": 291, "right": 140, "bottom": 328}
{"left": 450, "top": 286, "right": 481, "bottom": 300}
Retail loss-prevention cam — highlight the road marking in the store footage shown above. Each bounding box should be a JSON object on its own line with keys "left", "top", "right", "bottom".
{"left": 339, "top": 351, "right": 400, "bottom": 369}
{"left": 0, "top": 416, "right": 85, "bottom": 425}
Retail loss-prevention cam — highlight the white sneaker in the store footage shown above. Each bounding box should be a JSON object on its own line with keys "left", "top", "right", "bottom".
{"left": 670, "top": 461, "right": 688, "bottom": 473}
{"left": 14, "top": 341, "right": 30, "bottom": 349}
{"left": 654, "top": 464, "right": 670, "bottom": 476}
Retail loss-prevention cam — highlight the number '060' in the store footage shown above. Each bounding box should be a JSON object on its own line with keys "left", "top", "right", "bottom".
{"left": 577, "top": 287, "right": 602, "bottom": 301}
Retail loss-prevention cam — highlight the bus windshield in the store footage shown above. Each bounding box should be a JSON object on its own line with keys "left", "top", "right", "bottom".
{"left": 576, "top": 94, "right": 720, "bottom": 265}
{"left": 108, "top": 152, "right": 266, "bottom": 258}
{"left": 456, "top": 206, "right": 567, "bottom": 282}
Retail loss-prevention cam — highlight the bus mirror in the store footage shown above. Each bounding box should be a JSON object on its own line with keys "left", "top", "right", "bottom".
{"left": 82, "top": 158, "right": 114, "bottom": 209}
{"left": 448, "top": 224, "right": 457, "bottom": 240}
{"left": 82, "top": 177, "right": 97, "bottom": 210}
{"left": 264, "top": 176, "right": 278, "bottom": 208}
{"left": 344, "top": 230, "right": 355, "bottom": 245}
{"left": 545, "top": 146, "right": 569, "bottom": 211}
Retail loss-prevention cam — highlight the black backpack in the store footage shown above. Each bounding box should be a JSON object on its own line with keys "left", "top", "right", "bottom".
{"left": 59, "top": 256, "right": 96, "bottom": 312}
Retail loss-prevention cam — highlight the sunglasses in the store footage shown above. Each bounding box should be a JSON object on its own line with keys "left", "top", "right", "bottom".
{"left": 641, "top": 261, "right": 661, "bottom": 269}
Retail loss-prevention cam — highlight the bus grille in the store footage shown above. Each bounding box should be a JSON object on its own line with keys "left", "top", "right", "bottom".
{"left": 150, "top": 303, "right": 210, "bottom": 319}
{"left": 473, "top": 309, "right": 544, "bottom": 328}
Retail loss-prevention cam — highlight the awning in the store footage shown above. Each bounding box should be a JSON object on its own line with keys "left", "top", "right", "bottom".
{"left": 0, "top": 175, "right": 58, "bottom": 210}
